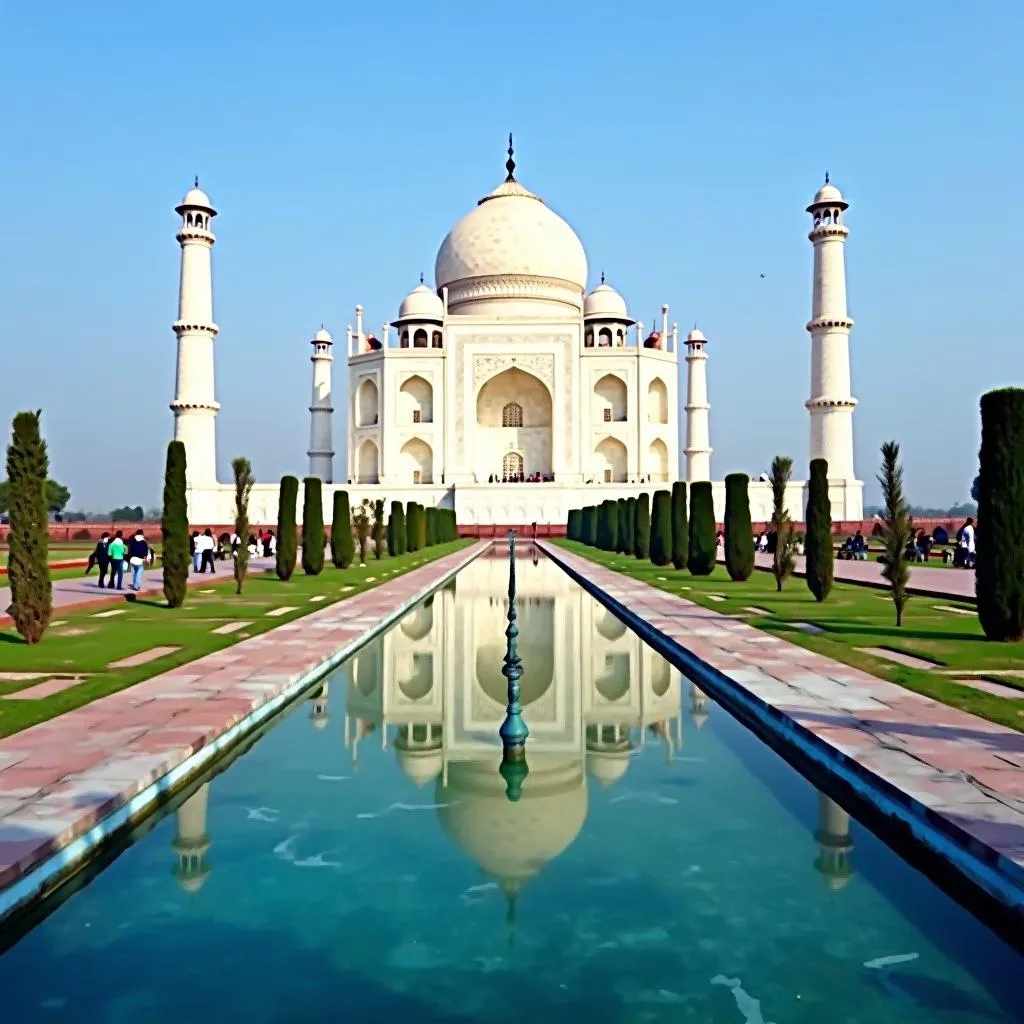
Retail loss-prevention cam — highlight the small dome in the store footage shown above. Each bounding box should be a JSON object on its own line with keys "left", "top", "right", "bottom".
{"left": 686, "top": 327, "right": 706, "bottom": 344}
{"left": 584, "top": 281, "right": 629, "bottom": 319}
{"left": 312, "top": 327, "right": 333, "bottom": 344}
{"left": 808, "top": 177, "right": 847, "bottom": 211}
{"left": 396, "top": 746, "right": 444, "bottom": 788}
{"left": 178, "top": 184, "right": 215, "bottom": 213}
{"left": 586, "top": 750, "right": 631, "bottom": 788}
{"left": 397, "top": 282, "right": 444, "bottom": 321}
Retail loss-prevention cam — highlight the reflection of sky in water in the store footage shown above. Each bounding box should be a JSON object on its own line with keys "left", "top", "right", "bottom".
{"left": 1, "top": 552, "right": 1022, "bottom": 1022}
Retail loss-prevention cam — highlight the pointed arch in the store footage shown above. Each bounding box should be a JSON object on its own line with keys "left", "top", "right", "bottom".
{"left": 647, "top": 438, "right": 669, "bottom": 482}
{"left": 399, "top": 374, "right": 433, "bottom": 423}
{"left": 356, "top": 378, "right": 379, "bottom": 427}
{"left": 595, "top": 436, "right": 627, "bottom": 483}
{"left": 357, "top": 439, "right": 379, "bottom": 484}
{"left": 595, "top": 373, "right": 627, "bottom": 423}
{"left": 647, "top": 377, "right": 668, "bottom": 424}
{"left": 400, "top": 437, "right": 433, "bottom": 484}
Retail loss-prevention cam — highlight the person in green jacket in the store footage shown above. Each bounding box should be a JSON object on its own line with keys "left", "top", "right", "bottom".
{"left": 107, "top": 531, "right": 126, "bottom": 591}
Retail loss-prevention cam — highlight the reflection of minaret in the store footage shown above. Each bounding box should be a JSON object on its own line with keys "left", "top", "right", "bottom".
{"left": 691, "top": 685, "right": 709, "bottom": 729}
{"left": 586, "top": 723, "right": 633, "bottom": 788}
{"left": 814, "top": 792, "right": 854, "bottom": 891}
{"left": 309, "top": 681, "right": 330, "bottom": 729}
{"left": 172, "top": 783, "right": 211, "bottom": 893}
{"left": 396, "top": 723, "right": 443, "bottom": 788}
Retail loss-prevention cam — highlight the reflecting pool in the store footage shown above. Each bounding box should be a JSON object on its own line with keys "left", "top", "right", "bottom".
{"left": 1, "top": 546, "right": 1022, "bottom": 1022}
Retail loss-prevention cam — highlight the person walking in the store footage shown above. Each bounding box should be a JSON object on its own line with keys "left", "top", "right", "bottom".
{"left": 200, "top": 528, "right": 217, "bottom": 574}
{"left": 128, "top": 529, "right": 149, "bottom": 591}
{"left": 107, "top": 530, "right": 127, "bottom": 591}
{"left": 90, "top": 531, "right": 111, "bottom": 588}
{"left": 190, "top": 531, "right": 200, "bottom": 573}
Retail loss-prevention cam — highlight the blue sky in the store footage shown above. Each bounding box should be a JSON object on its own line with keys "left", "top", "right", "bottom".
{"left": 1, "top": 1, "right": 1021, "bottom": 511}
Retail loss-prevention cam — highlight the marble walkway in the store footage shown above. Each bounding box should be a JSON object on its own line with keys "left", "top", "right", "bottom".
{"left": 0, "top": 558, "right": 277, "bottom": 626}
{"left": 544, "top": 542, "right": 1024, "bottom": 900}
{"left": 0, "top": 542, "right": 485, "bottom": 908}
{"left": 751, "top": 551, "right": 975, "bottom": 600}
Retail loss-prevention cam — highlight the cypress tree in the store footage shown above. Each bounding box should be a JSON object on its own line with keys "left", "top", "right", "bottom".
{"left": 616, "top": 498, "right": 628, "bottom": 553}
{"left": 724, "top": 473, "right": 755, "bottom": 582}
{"left": 671, "top": 481, "right": 688, "bottom": 571}
{"left": 596, "top": 500, "right": 610, "bottom": 550}
{"left": 331, "top": 491, "right": 355, "bottom": 568}
{"left": 625, "top": 497, "right": 636, "bottom": 557}
{"left": 425, "top": 507, "right": 437, "bottom": 547}
{"left": 688, "top": 481, "right": 716, "bottom": 575}
{"left": 301, "top": 477, "right": 325, "bottom": 575}
{"left": 416, "top": 504, "right": 427, "bottom": 550}
{"left": 566, "top": 508, "right": 579, "bottom": 541}
{"left": 405, "top": 501, "right": 418, "bottom": 552}
{"left": 583, "top": 505, "right": 598, "bottom": 546}
{"left": 634, "top": 493, "right": 651, "bottom": 559}
{"left": 231, "top": 457, "right": 255, "bottom": 595}
{"left": 977, "top": 389, "right": 1024, "bottom": 640}
{"left": 650, "top": 489, "right": 672, "bottom": 566}
{"left": 5, "top": 411, "right": 52, "bottom": 643}
{"left": 804, "top": 459, "right": 834, "bottom": 601}
{"left": 160, "top": 439, "right": 189, "bottom": 610}
{"left": 373, "top": 498, "right": 386, "bottom": 558}
{"left": 275, "top": 475, "right": 299, "bottom": 580}
{"left": 604, "top": 500, "right": 620, "bottom": 552}
{"left": 388, "top": 500, "right": 404, "bottom": 555}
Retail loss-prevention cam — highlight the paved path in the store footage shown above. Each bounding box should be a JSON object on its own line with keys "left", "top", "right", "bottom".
{"left": 546, "top": 543, "right": 1024, "bottom": 901}
{"left": 0, "top": 558, "right": 277, "bottom": 625}
{"left": 750, "top": 551, "right": 976, "bottom": 600}
{"left": 0, "top": 542, "right": 485, "bottom": 911}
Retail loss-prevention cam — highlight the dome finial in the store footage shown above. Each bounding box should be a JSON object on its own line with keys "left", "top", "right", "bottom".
{"left": 194, "top": 175, "right": 199, "bottom": 189}
{"left": 600, "top": 270, "right": 605, "bottom": 285}
{"left": 505, "top": 133, "right": 516, "bottom": 182}
{"left": 824, "top": 170, "right": 830, "bottom": 184}
{"left": 419, "top": 271, "right": 424, "bottom": 284}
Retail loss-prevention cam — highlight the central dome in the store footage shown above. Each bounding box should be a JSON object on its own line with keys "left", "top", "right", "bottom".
{"left": 434, "top": 154, "right": 588, "bottom": 315}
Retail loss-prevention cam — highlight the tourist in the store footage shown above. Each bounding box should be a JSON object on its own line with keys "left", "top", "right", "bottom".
{"left": 230, "top": 531, "right": 241, "bottom": 560}
{"left": 851, "top": 530, "right": 868, "bottom": 560}
{"left": 247, "top": 533, "right": 259, "bottom": 558}
{"left": 128, "top": 530, "right": 149, "bottom": 591}
{"left": 107, "top": 530, "right": 126, "bottom": 591}
{"left": 89, "top": 531, "right": 111, "bottom": 588}
{"left": 190, "top": 531, "right": 200, "bottom": 572}
{"left": 200, "top": 528, "right": 217, "bottom": 573}
{"left": 959, "top": 517, "right": 976, "bottom": 569}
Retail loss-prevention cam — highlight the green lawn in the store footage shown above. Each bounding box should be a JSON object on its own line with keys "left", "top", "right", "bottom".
{"left": 0, "top": 540, "right": 469, "bottom": 737}
{"left": 557, "top": 540, "right": 1024, "bottom": 732}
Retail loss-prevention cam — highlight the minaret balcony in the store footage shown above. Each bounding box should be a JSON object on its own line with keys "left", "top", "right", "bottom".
{"left": 170, "top": 399, "right": 221, "bottom": 412}
{"left": 805, "top": 315, "right": 854, "bottom": 332}
{"left": 173, "top": 320, "right": 219, "bottom": 336}
{"left": 805, "top": 396, "right": 858, "bottom": 410}
{"left": 808, "top": 223, "right": 849, "bottom": 242}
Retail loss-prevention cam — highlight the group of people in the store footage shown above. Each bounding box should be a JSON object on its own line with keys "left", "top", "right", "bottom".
{"left": 86, "top": 530, "right": 153, "bottom": 591}
{"left": 190, "top": 529, "right": 277, "bottom": 572}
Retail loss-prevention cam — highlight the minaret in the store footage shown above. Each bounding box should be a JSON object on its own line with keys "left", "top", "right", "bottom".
{"left": 683, "top": 328, "right": 712, "bottom": 482}
{"left": 806, "top": 174, "right": 856, "bottom": 481}
{"left": 171, "top": 179, "right": 220, "bottom": 486}
{"left": 307, "top": 326, "right": 334, "bottom": 481}
{"left": 814, "top": 792, "right": 854, "bottom": 891}
{"left": 172, "top": 782, "right": 211, "bottom": 893}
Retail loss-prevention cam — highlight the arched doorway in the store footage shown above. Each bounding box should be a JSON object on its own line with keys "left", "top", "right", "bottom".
{"left": 356, "top": 378, "right": 379, "bottom": 427}
{"left": 400, "top": 438, "right": 433, "bottom": 484}
{"left": 475, "top": 368, "right": 553, "bottom": 481}
{"left": 357, "top": 440, "right": 379, "bottom": 484}
{"left": 647, "top": 438, "right": 669, "bottom": 482}
{"left": 502, "top": 451, "right": 524, "bottom": 480}
{"left": 399, "top": 375, "right": 433, "bottom": 424}
{"left": 594, "top": 374, "right": 627, "bottom": 423}
{"left": 595, "top": 436, "right": 627, "bottom": 483}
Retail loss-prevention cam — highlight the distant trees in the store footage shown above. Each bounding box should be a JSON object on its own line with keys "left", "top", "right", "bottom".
{"left": 161, "top": 440, "right": 189, "bottom": 609}
{"left": 5, "top": 411, "right": 52, "bottom": 643}
{"left": 301, "top": 478, "right": 325, "bottom": 576}
{"left": 878, "top": 441, "right": 912, "bottom": 627}
{"left": 275, "top": 476, "right": 299, "bottom": 580}
{"left": 231, "top": 457, "right": 254, "bottom": 595}
{"left": 0, "top": 478, "right": 70, "bottom": 516}
{"left": 633, "top": 493, "right": 651, "bottom": 559}
{"left": 723, "top": 473, "right": 754, "bottom": 582}
{"left": 687, "top": 482, "right": 716, "bottom": 576}
{"left": 976, "top": 390, "right": 1024, "bottom": 640}
{"left": 670, "top": 482, "right": 688, "bottom": 571}
{"left": 804, "top": 459, "right": 834, "bottom": 602}
{"left": 331, "top": 491, "right": 355, "bottom": 568}
{"left": 769, "top": 456, "right": 796, "bottom": 592}
{"left": 109, "top": 504, "right": 145, "bottom": 522}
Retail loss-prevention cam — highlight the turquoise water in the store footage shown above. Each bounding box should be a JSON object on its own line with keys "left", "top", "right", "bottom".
{"left": 1, "top": 547, "right": 1022, "bottom": 1022}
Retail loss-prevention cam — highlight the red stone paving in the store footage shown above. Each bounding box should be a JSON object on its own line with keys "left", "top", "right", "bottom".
{"left": 0, "top": 543, "right": 485, "bottom": 902}
{"left": 0, "top": 677, "right": 86, "bottom": 701}
{"left": 544, "top": 542, "right": 1024, "bottom": 885}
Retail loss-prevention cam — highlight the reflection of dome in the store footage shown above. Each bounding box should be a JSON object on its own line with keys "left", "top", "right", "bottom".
{"left": 584, "top": 281, "right": 628, "bottom": 319}
{"left": 396, "top": 746, "right": 443, "bottom": 788}
{"left": 397, "top": 281, "right": 444, "bottom": 321}
{"left": 436, "top": 757, "right": 586, "bottom": 887}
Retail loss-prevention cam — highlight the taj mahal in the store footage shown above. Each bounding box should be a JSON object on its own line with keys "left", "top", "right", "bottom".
{"left": 170, "top": 139, "right": 862, "bottom": 526}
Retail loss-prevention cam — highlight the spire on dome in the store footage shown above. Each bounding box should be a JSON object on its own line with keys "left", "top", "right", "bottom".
{"left": 419, "top": 271, "right": 424, "bottom": 284}
{"left": 194, "top": 175, "right": 199, "bottom": 189}
{"left": 600, "top": 271, "right": 605, "bottom": 284}
{"left": 825, "top": 170, "right": 830, "bottom": 184}
{"left": 505, "top": 133, "right": 516, "bottom": 182}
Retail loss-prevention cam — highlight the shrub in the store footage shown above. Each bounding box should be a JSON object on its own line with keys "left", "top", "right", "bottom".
{"left": 723, "top": 473, "right": 754, "bottom": 582}
{"left": 160, "top": 439, "right": 189, "bottom": 609}
{"left": 804, "top": 459, "right": 833, "bottom": 601}
{"left": 388, "top": 500, "right": 405, "bottom": 556}
{"left": 977, "top": 389, "right": 1024, "bottom": 640}
{"left": 275, "top": 475, "right": 299, "bottom": 580}
{"left": 301, "top": 477, "right": 325, "bottom": 575}
{"left": 73, "top": 527, "right": 92, "bottom": 541}
{"left": 353, "top": 499, "right": 372, "bottom": 563}
{"left": 650, "top": 489, "right": 672, "bottom": 566}
{"left": 625, "top": 497, "right": 636, "bottom": 556}
{"left": 425, "top": 507, "right": 437, "bottom": 547}
{"left": 232, "top": 457, "right": 255, "bottom": 595}
{"left": 671, "top": 481, "right": 688, "bottom": 571}
{"left": 634, "top": 493, "right": 650, "bottom": 559}
{"left": 331, "top": 491, "right": 355, "bottom": 568}
{"left": 583, "top": 505, "right": 598, "bottom": 546}
{"left": 878, "top": 441, "right": 912, "bottom": 627}
{"left": 373, "top": 499, "right": 386, "bottom": 558}
{"left": 596, "top": 500, "right": 613, "bottom": 551}
{"left": 405, "top": 501, "right": 418, "bottom": 552}
{"left": 687, "top": 481, "right": 716, "bottom": 575}
{"left": 5, "top": 411, "right": 52, "bottom": 642}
